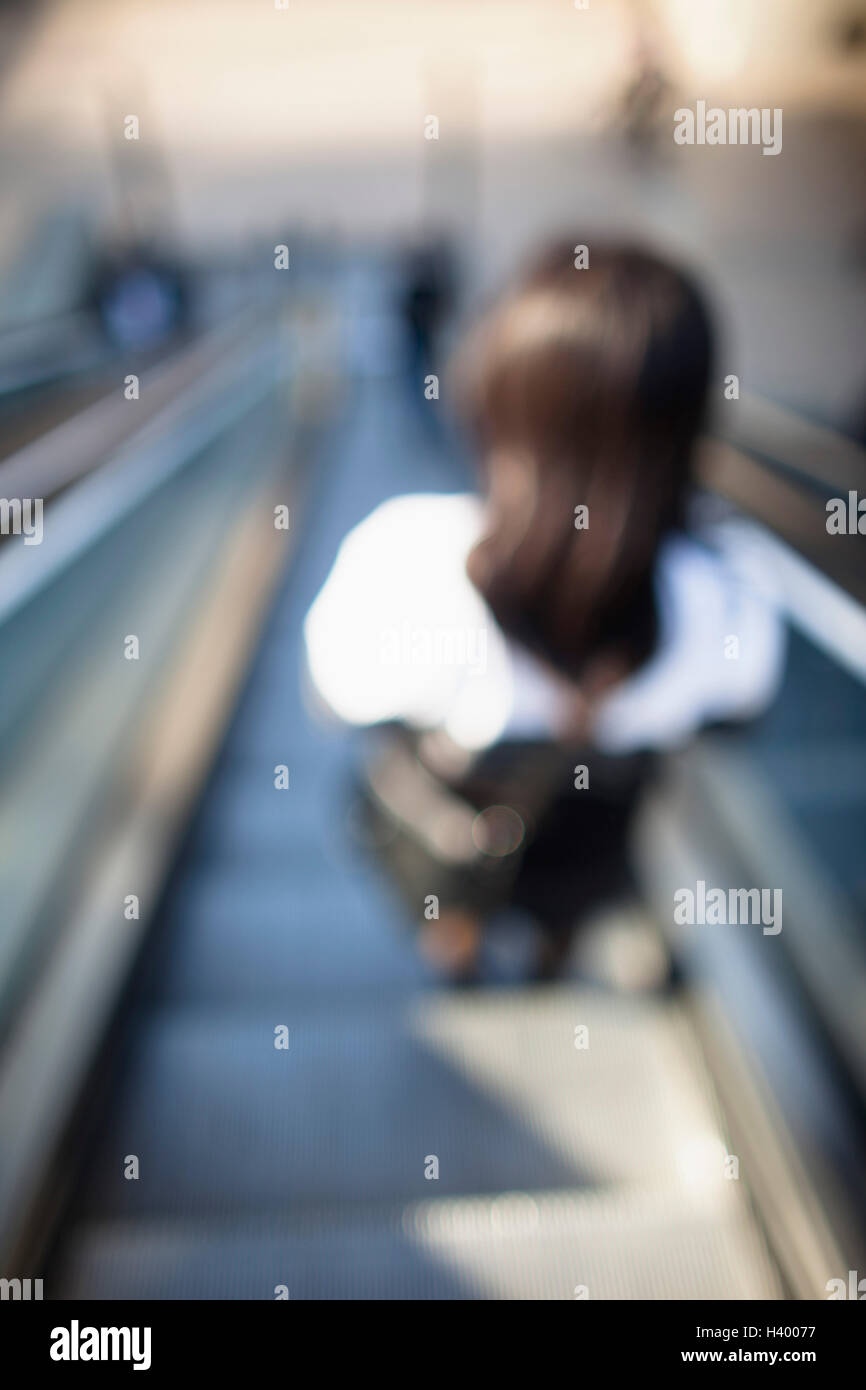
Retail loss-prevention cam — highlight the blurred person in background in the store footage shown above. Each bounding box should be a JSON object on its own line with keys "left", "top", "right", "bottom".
{"left": 400, "top": 234, "right": 458, "bottom": 385}
{"left": 305, "top": 241, "right": 786, "bottom": 981}
{"left": 86, "top": 241, "right": 191, "bottom": 351}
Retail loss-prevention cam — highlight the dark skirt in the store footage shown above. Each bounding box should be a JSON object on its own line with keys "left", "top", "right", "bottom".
{"left": 356, "top": 723, "right": 654, "bottom": 937}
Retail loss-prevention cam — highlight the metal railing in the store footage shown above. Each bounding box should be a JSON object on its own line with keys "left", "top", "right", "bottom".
{"left": 0, "top": 300, "right": 306, "bottom": 1262}
{"left": 700, "top": 397, "right": 866, "bottom": 674}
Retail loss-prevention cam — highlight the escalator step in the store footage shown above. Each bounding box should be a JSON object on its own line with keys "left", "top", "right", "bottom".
{"left": 138, "top": 864, "right": 428, "bottom": 1007}
{"left": 51, "top": 1184, "right": 782, "bottom": 1300}
{"left": 69, "top": 989, "right": 743, "bottom": 1224}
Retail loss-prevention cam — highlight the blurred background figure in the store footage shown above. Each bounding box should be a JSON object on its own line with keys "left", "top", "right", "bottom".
{"left": 619, "top": 29, "right": 672, "bottom": 156}
{"left": 399, "top": 234, "right": 458, "bottom": 385}
{"left": 86, "top": 241, "right": 190, "bottom": 351}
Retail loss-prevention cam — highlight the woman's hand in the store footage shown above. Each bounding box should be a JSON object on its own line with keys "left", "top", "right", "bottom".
{"left": 552, "top": 653, "right": 630, "bottom": 743}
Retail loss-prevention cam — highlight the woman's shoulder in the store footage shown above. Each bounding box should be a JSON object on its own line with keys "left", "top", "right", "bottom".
{"left": 655, "top": 512, "right": 784, "bottom": 618}
{"left": 304, "top": 490, "right": 502, "bottom": 738}
{"left": 592, "top": 515, "right": 786, "bottom": 752}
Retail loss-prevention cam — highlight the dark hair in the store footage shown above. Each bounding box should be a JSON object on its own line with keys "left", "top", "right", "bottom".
{"left": 458, "top": 240, "right": 714, "bottom": 680}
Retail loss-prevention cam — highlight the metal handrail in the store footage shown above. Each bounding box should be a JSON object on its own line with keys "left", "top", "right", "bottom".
{"left": 0, "top": 310, "right": 107, "bottom": 397}
{"left": 699, "top": 418, "right": 866, "bottom": 680}
{"left": 713, "top": 390, "right": 866, "bottom": 498}
{"left": 0, "top": 303, "right": 270, "bottom": 501}
{"left": 0, "top": 315, "right": 284, "bottom": 628}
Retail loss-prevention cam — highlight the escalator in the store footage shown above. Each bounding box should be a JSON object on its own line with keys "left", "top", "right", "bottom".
{"left": 1, "top": 259, "right": 863, "bottom": 1301}
{"left": 41, "top": 429, "right": 787, "bottom": 1296}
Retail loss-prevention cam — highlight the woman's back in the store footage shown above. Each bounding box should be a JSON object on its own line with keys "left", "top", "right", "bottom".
{"left": 304, "top": 489, "right": 785, "bottom": 753}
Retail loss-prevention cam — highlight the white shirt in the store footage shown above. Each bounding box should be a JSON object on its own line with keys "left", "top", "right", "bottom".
{"left": 304, "top": 492, "right": 786, "bottom": 753}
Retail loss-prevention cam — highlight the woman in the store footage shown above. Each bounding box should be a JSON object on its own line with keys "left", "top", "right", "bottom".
{"left": 305, "top": 241, "right": 785, "bottom": 978}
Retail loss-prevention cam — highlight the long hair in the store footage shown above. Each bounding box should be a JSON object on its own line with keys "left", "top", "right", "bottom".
{"left": 458, "top": 241, "right": 714, "bottom": 680}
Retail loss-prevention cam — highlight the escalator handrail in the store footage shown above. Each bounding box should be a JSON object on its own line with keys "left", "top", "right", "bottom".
{"left": 712, "top": 390, "right": 866, "bottom": 498}
{"left": 0, "top": 303, "right": 273, "bottom": 501}
{"left": 0, "top": 315, "right": 286, "bottom": 630}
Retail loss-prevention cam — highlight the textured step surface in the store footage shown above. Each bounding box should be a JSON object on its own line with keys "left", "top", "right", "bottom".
{"left": 53, "top": 1186, "right": 782, "bottom": 1301}
{"left": 64, "top": 990, "right": 732, "bottom": 1222}
{"left": 136, "top": 862, "right": 428, "bottom": 1007}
